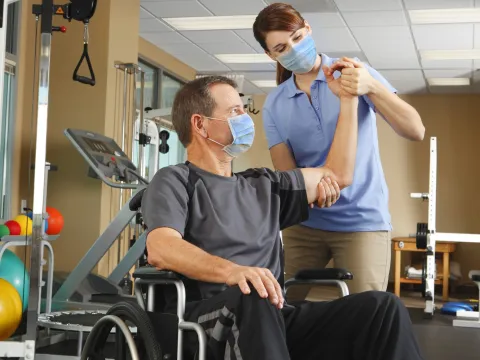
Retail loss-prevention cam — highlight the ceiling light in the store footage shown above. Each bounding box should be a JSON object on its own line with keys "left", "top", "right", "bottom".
{"left": 214, "top": 54, "right": 274, "bottom": 64}
{"left": 163, "top": 15, "right": 256, "bottom": 31}
{"left": 420, "top": 49, "right": 480, "bottom": 61}
{"left": 427, "top": 78, "right": 470, "bottom": 86}
{"left": 409, "top": 8, "right": 480, "bottom": 24}
{"left": 252, "top": 80, "right": 277, "bottom": 88}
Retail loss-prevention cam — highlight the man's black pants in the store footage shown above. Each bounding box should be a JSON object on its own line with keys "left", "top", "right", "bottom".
{"left": 184, "top": 287, "right": 424, "bottom": 360}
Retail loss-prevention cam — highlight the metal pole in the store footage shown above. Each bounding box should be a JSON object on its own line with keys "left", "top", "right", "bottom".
{"left": 118, "top": 68, "right": 128, "bottom": 265}
{"left": 138, "top": 70, "right": 145, "bottom": 179}
{"left": 26, "top": 0, "right": 53, "bottom": 341}
{"left": 424, "top": 137, "right": 437, "bottom": 316}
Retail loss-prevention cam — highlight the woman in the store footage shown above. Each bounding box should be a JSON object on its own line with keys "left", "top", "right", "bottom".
{"left": 253, "top": 3, "right": 425, "bottom": 299}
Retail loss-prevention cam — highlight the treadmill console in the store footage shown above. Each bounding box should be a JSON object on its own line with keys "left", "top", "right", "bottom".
{"left": 64, "top": 128, "right": 145, "bottom": 185}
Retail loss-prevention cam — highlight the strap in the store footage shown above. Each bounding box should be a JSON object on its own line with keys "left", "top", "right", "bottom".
{"left": 73, "top": 22, "right": 96, "bottom": 86}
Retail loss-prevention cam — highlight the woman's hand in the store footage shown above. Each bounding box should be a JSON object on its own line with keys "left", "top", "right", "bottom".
{"left": 323, "top": 60, "right": 356, "bottom": 99}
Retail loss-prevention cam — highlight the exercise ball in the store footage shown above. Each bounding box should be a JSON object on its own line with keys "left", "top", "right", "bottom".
{"left": 13, "top": 215, "right": 32, "bottom": 236}
{"left": 4, "top": 220, "right": 20, "bottom": 236}
{"left": 46, "top": 207, "right": 64, "bottom": 235}
{"left": 0, "top": 278, "right": 22, "bottom": 341}
{"left": 25, "top": 211, "right": 49, "bottom": 232}
{"left": 0, "top": 249, "right": 30, "bottom": 312}
{"left": 0, "top": 225, "right": 9, "bottom": 238}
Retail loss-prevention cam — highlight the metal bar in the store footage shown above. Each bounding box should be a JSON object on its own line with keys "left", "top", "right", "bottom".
{"left": 26, "top": 0, "right": 54, "bottom": 338}
{"left": 43, "top": 240, "right": 54, "bottom": 314}
{"left": 138, "top": 71, "right": 145, "bottom": 178}
{"left": 433, "top": 233, "right": 480, "bottom": 243}
{"left": 53, "top": 200, "right": 138, "bottom": 302}
{"left": 424, "top": 136, "right": 437, "bottom": 316}
{"left": 108, "top": 231, "right": 147, "bottom": 284}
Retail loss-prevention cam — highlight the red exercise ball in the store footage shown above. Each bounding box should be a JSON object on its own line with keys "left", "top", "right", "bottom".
{"left": 45, "top": 207, "right": 64, "bottom": 235}
{"left": 4, "top": 220, "right": 21, "bottom": 236}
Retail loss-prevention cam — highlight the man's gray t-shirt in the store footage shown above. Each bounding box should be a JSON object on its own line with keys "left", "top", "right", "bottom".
{"left": 142, "top": 161, "right": 309, "bottom": 303}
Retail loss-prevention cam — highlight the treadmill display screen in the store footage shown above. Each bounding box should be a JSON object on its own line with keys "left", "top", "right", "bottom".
{"left": 83, "top": 137, "right": 116, "bottom": 156}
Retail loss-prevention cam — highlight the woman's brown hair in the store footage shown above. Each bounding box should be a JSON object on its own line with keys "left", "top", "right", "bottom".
{"left": 253, "top": 3, "right": 306, "bottom": 85}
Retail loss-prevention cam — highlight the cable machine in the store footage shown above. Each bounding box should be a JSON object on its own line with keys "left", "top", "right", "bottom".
{"left": 0, "top": 0, "right": 97, "bottom": 357}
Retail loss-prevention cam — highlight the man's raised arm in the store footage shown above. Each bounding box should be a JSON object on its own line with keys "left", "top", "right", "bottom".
{"left": 301, "top": 91, "right": 359, "bottom": 207}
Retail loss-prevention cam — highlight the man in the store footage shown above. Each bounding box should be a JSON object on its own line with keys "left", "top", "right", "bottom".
{"left": 142, "top": 73, "right": 424, "bottom": 360}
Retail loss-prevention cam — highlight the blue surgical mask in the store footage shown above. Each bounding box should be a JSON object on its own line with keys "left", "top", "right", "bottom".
{"left": 205, "top": 113, "right": 255, "bottom": 157}
{"left": 276, "top": 33, "right": 318, "bottom": 74}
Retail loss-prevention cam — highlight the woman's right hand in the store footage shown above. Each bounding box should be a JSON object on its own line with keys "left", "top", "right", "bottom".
{"left": 323, "top": 61, "right": 357, "bottom": 99}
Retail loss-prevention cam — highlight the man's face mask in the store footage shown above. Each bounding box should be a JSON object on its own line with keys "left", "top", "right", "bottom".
{"left": 276, "top": 32, "right": 317, "bottom": 74}
{"left": 204, "top": 112, "right": 255, "bottom": 157}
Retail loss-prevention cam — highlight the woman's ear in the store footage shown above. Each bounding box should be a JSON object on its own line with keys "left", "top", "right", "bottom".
{"left": 265, "top": 49, "right": 276, "bottom": 62}
{"left": 304, "top": 21, "right": 313, "bottom": 35}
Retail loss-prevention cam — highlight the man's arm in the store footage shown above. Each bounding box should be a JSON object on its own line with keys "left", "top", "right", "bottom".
{"left": 147, "top": 227, "right": 284, "bottom": 308}
{"left": 268, "top": 96, "right": 359, "bottom": 190}
{"left": 147, "top": 227, "right": 237, "bottom": 283}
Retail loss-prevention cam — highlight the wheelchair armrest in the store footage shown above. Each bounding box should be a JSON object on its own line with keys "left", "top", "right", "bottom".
{"left": 294, "top": 268, "right": 353, "bottom": 281}
{"left": 133, "top": 266, "right": 180, "bottom": 281}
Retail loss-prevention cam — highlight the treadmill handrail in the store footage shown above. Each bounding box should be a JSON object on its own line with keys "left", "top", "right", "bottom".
{"left": 65, "top": 129, "right": 147, "bottom": 189}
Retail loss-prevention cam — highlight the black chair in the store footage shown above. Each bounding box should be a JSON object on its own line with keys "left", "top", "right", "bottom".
{"left": 129, "top": 188, "right": 353, "bottom": 360}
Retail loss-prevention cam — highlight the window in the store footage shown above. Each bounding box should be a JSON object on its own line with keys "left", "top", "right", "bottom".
{"left": 134, "top": 59, "right": 187, "bottom": 177}
{"left": 136, "top": 60, "right": 158, "bottom": 110}
{"left": 160, "top": 73, "right": 184, "bottom": 109}
{"left": 6, "top": 2, "right": 19, "bottom": 56}
{"left": 0, "top": 1, "right": 19, "bottom": 219}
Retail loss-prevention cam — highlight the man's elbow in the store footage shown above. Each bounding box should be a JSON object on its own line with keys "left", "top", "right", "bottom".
{"left": 146, "top": 237, "right": 168, "bottom": 270}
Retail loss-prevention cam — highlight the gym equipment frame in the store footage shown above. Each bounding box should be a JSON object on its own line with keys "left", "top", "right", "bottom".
{"left": 411, "top": 136, "right": 480, "bottom": 327}
{"left": 0, "top": 0, "right": 98, "bottom": 357}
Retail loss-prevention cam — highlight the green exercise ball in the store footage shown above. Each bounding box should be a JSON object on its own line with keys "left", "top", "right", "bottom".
{"left": 0, "top": 249, "right": 29, "bottom": 312}
{"left": 0, "top": 225, "right": 9, "bottom": 238}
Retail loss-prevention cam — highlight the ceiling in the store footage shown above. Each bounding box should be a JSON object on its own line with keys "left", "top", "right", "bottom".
{"left": 139, "top": 0, "right": 480, "bottom": 95}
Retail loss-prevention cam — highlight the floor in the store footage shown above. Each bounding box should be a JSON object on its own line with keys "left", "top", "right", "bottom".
{"left": 306, "top": 286, "right": 480, "bottom": 360}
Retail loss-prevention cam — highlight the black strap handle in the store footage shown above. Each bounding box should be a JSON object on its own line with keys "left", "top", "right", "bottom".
{"left": 73, "top": 43, "right": 95, "bottom": 86}
{"left": 73, "top": 22, "right": 95, "bottom": 86}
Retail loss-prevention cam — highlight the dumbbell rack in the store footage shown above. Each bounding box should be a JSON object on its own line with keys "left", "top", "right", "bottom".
{"left": 410, "top": 137, "right": 480, "bottom": 328}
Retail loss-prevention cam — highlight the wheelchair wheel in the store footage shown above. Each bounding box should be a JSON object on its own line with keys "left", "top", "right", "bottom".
{"left": 81, "top": 301, "right": 163, "bottom": 360}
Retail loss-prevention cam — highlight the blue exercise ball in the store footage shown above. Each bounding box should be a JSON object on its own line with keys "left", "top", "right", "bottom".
{"left": 26, "top": 211, "right": 48, "bottom": 232}
{"left": 0, "top": 249, "right": 29, "bottom": 312}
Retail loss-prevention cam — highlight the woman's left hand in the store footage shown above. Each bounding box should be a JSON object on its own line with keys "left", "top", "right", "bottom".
{"left": 323, "top": 60, "right": 355, "bottom": 98}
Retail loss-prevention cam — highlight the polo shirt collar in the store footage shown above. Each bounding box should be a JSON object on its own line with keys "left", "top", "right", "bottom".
{"left": 285, "top": 53, "right": 335, "bottom": 98}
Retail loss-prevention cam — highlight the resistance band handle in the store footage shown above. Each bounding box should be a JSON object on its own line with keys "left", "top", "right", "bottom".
{"left": 73, "top": 43, "right": 96, "bottom": 86}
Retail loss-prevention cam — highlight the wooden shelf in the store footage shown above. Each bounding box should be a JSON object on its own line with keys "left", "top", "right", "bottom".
{"left": 400, "top": 277, "right": 442, "bottom": 285}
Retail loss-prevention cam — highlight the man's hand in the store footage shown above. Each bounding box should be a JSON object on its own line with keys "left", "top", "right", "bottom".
{"left": 338, "top": 57, "right": 375, "bottom": 96}
{"left": 323, "top": 60, "right": 356, "bottom": 98}
{"left": 226, "top": 265, "right": 284, "bottom": 309}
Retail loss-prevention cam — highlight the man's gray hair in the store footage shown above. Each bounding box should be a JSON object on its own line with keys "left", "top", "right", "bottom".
{"left": 172, "top": 75, "right": 238, "bottom": 147}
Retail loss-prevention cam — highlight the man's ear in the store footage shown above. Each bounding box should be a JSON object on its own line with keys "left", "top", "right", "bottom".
{"left": 191, "top": 114, "right": 207, "bottom": 138}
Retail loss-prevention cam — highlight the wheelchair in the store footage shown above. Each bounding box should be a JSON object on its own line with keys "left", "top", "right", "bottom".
{"left": 81, "top": 189, "right": 354, "bottom": 360}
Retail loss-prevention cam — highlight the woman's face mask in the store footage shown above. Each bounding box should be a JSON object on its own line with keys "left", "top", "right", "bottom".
{"left": 275, "top": 32, "right": 318, "bottom": 74}
{"left": 204, "top": 113, "right": 255, "bottom": 158}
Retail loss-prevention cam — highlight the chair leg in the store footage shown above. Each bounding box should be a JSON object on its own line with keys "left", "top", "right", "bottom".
{"left": 179, "top": 321, "right": 208, "bottom": 360}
